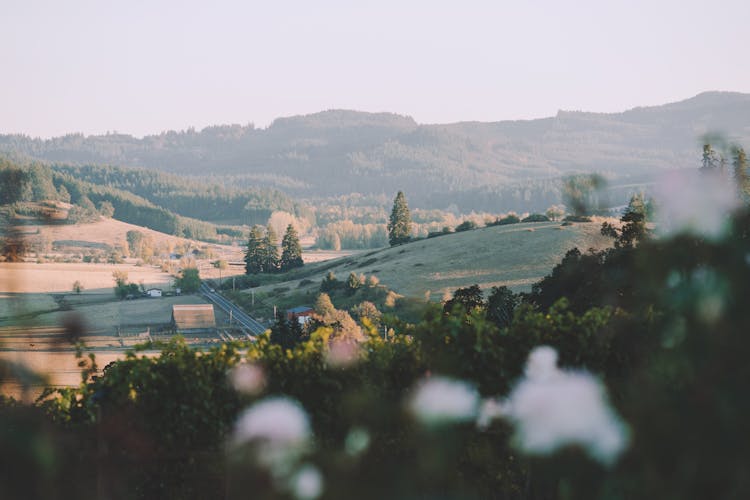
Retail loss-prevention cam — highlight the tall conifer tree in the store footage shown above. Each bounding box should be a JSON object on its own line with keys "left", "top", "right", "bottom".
{"left": 261, "top": 224, "right": 279, "bottom": 273}
{"left": 280, "top": 224, "right": 304, "bottom": 271}
{"left": 388, "top": 191, "right": 412, "bottom": 246}
{"left": 244, "top": 225, "right": 265, "bottom": 274}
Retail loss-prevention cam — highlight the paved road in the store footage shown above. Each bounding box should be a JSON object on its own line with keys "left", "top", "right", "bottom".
{"left": 199, "top": 283, "right": 267, "bottom": 336}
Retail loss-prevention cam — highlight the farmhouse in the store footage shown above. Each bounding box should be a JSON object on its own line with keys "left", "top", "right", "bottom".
{"left": 287, "top": 306, "right": 314, "bottom": 325}
{"left": 171, "top": 304, "right": 216, "bottom": 333}
{"left": 146, "top": 288, "right": 162, "bottom": 298}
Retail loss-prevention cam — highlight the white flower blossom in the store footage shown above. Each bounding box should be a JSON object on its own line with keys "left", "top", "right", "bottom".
{"left": 409, "top": 376, "right": 480, "bottom": 425}
{"left": 655, "top": 171, "right": 738, "bottom": 241}
{"left": 232, "top": 397, "right": 311, "bottom": 468}
{"left": 501, "top": 346, "right": 629, "bottom": 465}
{"left": 289, "top": 464, "right": 324, "bottom": 500}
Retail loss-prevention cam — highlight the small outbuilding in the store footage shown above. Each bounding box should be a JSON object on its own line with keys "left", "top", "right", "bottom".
{"left": 287, "top": 306, "right": 314, "bottom": 325}
{"left": 171, "top": 304, "right": 216, "bottom": 333}
{"left": 146, "top": 288, "right": 163, "bottom": 298}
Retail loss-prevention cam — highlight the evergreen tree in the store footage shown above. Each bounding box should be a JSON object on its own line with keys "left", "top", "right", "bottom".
{"left": 244, "top": 225, "right": 264, "bottom": 274}
{"left": 387, "top": 191, "right": 412, "bottom": 246}
{"left": 733, "top": 147, "right": 749, "bottom": 201}
{"left": 280, "top": 224, "right": 304, "bottom": 271}
{"left": 261, "top": 224, "right": 279, "bottom": 273}
{"left": 601, "top": 193, "right": 651, "bottom": 249}
{"left": 701, "top": 143, "right": 720, "bottom": 173}
{"left": 270, "top": 311, "right": 303, "bottom": 350}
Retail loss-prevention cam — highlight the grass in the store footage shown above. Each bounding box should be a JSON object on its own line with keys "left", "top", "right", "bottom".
{"left": 230, "top": 220, "right": 614, "bottom": 320}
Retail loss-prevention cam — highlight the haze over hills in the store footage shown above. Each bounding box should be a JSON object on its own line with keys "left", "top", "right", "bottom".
{"left": 2, "top": 91, "right": 749, "bottom": 212}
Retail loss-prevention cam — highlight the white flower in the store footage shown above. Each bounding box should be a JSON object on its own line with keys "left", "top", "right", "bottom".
{"left": 409, "top": 376, "right": 480, "bottom": 425}
{"left": 232, "top": 397, "right": 311, "bottom": 468}
{"left": 524, "top": 345, "right": 559, "bottom": 381}
{"left": 655, "top": 171, "right": 738, "bottom": 241}
{"left": 229, "top": 363, "right": 266, "bottom": 395}
{"left": 500, "top": 346, "right": 629, "bottom": 465}
{"left": 289, "top": 464, "right": 324, "bottom": 500}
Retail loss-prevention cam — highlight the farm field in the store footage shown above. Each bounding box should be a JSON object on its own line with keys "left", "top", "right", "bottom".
{"left": 0, "top": 291, "right": 227, "bottom": 399}
{"left": 0, "top": 262, "right": 174, "bottom": 294}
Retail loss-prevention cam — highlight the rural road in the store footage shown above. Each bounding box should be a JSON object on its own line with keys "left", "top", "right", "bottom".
{"left": 199, "top": 283, "right": 267, "bottom": 336}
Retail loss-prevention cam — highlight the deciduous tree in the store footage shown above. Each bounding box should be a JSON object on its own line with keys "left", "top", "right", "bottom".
{"left": 176, "top": 268, "right": 201, "bottom": 293}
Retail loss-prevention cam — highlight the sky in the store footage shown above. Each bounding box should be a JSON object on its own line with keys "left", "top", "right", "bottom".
{"left": 2, "top": 0, "right": 749, "bottom": 138}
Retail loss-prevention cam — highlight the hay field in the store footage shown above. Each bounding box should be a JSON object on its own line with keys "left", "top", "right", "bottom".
{"left": 0, "top": 262, "right": 174, "bottom": 294}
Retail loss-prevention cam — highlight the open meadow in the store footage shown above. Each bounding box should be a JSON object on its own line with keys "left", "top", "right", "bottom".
{"left": 241, "top": 220, "right": 612, "bottom": 308}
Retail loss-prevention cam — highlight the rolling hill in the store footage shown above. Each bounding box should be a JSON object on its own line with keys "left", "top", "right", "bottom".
{"left": 235, "top": 219, "right": 614, "bottom": 321}
{"left": 2, "top": 92, "right": 749, "bottom": 212}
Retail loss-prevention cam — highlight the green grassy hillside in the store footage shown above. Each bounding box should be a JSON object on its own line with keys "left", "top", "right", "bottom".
{"left": 231, "top": 220, "right": 613, "bottom": 321}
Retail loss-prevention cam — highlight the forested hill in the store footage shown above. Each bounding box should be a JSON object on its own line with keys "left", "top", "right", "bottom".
{"left": 50, "top": 164, "right": 309, "bottom": 226}
{"left": 0, "top": 156, "right": 308, "bottom": 241}
{"left": 2, "top": 92, "right": 749, "bottom": 210}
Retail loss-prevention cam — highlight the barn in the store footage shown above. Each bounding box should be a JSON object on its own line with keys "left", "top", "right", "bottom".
{"left": 171, "top": 304, "right": 216, "bottom": 333}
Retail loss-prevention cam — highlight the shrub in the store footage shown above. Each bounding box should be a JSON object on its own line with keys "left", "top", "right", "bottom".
{"left": 521, "top": 213, "right": 550, "bottom": 223}
{"left": 455, "top": 220, "right": 477, "bottom": 232}
{"left": 563, "top": 215, "right": 592, "bottom": 222}
{"left": 495, "top": 214, "right": 521, "bottom": 226}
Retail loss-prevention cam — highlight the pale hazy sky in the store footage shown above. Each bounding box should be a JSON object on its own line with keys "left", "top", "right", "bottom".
{"left": 2, "top": 0, "right": 749, "bottom": 138}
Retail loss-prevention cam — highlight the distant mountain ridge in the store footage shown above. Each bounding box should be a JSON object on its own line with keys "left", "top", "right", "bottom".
{"left": 2, "top": 91, "right": 749, "bottom": 210}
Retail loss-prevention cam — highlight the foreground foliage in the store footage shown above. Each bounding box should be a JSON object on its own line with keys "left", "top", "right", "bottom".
{"left": 4, "top": 205, "right": 750, "bottom": 498}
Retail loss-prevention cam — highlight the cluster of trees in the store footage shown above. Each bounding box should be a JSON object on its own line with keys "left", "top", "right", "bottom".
{"left": 244, "top": 224, "right": 303, "bottom": 274}
{"left": 112, "top": 271, "right": 142, "bottom": 299}
{"left": 125, "top": 230, "right": 155, "bottom": 259}
{"left": 701, "top": 143, "right": 749, "bottom": 197}
{"left": 316, "top": 221, "right": 388, "bottom": 250}
{"left": 52, "top": 163, "right": 311, "bottom": 227}
{"left": 0, "top": 156, "right": 232, "bottom": 242}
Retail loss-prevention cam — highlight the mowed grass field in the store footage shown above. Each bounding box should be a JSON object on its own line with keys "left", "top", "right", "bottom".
{"left": 244, "top": 220, "right": 614, "bottom": 304}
